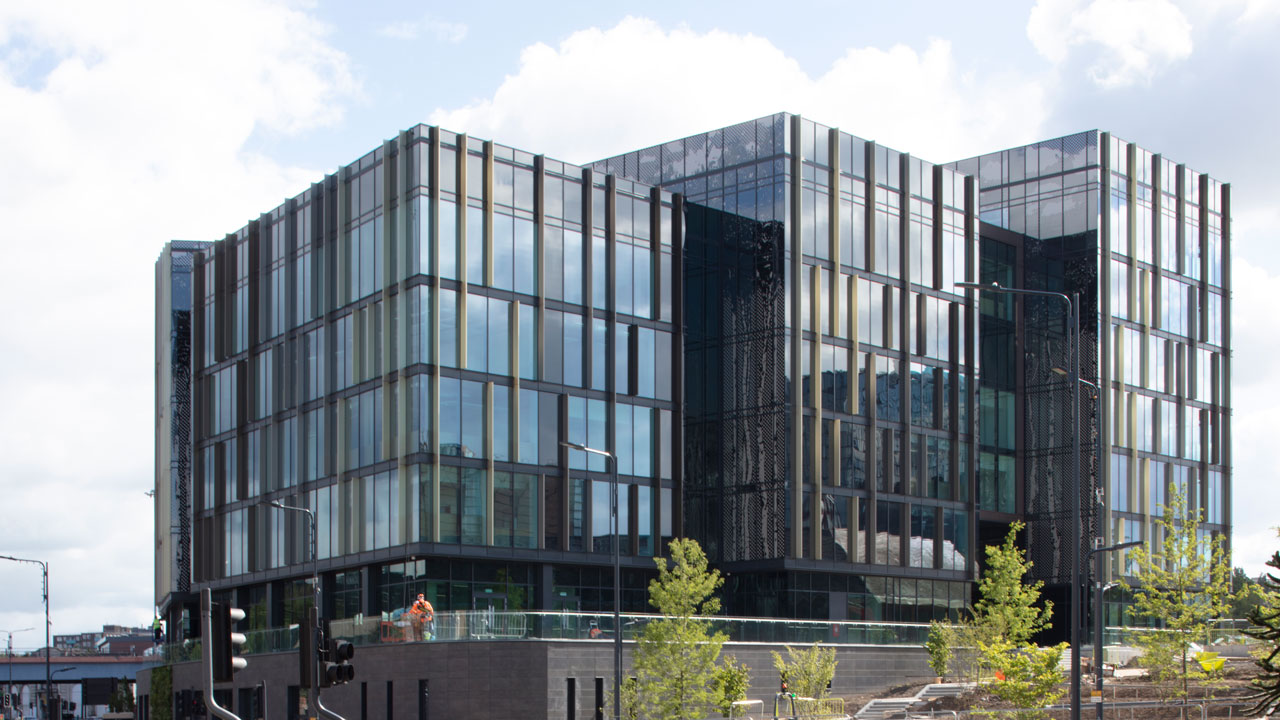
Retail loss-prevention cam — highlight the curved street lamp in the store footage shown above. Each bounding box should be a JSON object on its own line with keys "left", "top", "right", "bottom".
{"left": 958, "top": 281, "right": 1085, "bottom": 720}
{"left": 562, "top": 440, "right": 621, "bottom": 720}
{"left": 0, "top": 556, "right": 51, "bottom": 720}
{"left": 2, "top": 628, "right": 33, "bottom": 715}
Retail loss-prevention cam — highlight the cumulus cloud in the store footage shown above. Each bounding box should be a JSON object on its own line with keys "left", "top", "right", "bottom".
{"left": 0, "top": 0, "right": 356, "bottom": 636}
{"left": 1027, "top": 0, "right": 1193, "bottom": 88}
{"left": 430, "top": 17, "right": 1047, "bottom": 166}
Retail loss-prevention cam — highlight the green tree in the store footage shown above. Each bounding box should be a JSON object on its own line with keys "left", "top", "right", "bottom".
{"left": 980, "top": 641, "right": 1068, "bottom": 720}
{"left": 968, "top": 521, "right": 1064, "bottom": 717}
{"left": 149, "top": 664, "right": 172, "bottom": 720}
{"left": 973, "top": 521, "right": 1053, "bottom": 646}
{"left": 712, "top": 655, "right": 752, "bottom": 717}
{"left": 1228, "top": 567, "right": 1267, "bottom": 620}
{"left": 771, "top": 642, "right": 837, "bottom": 698}
{"left": 1126, "top": 484, "right": 1236, "bottom": 701}
{"left": 631, "top": 538, "right": 729, "bottom": 720}
{"left": 109, "top": 676, "right": 136, "bottom": 713}
{"left": 925, "top": 622, "right": 952, "bottom": 678}
{"left": 772, "top": 643, "right": 840, "bottom": 717}
{"left": 1133, "top": 629, "right": 1185, "bottom": 700}
{"left": 1244, "top": 533, "right": 1280, "bottom": 717}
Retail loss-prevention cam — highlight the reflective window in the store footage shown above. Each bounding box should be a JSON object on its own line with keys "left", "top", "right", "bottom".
{"left": 466, "top": 294, "right": 487, "bottom": 372}
{"left": 514, "top": 217, "right": 536, "bottom": 295}
{"left": 439, "top": 289, "right": 458, "bottom": 368}
{"left": 493, "top": 384, "right": 510, "bottom": 462}
{"left": 840, "top": 421, "right": 867, "bottom": 489}
{"left": 543, "top": 310, "right": 563, "bottom": 384}
{"left": 439, "top": 466, "right": 460, "bottom": 543}
{"left": 461, "top": 381, "right": 484, "bottom": 459}
{"left": 460, "top": 468, "right": 486, "bottom": 545}
{"left": 493, "top": 213, "right": 514, "bottom": 291}
{"left": 564, "top": 313, "right": 584, "bottom": 387}
{"left": 438, "top": 377, "right": 461, "bottom": 453}
{"left": 1111, "top": 453, "right": 1130, "bottom": 512}
{"left": 519, "top": 303, "right": 537, "bottom": 380}
{"left": 909, "top": 505, "right": 936, "bottom": 568}
{"left": 941, "top": 509, "right": 968, "bottom": 571}
{"left": 564, "top": 230, "right": 584, "bottom": 304}
{"left": 876, "top": 500, "right": 903, "bottom": 566}
{"left": 439, "top": 201, "right": 458, "bottom": 280}
{"left": 518, "top": 388, "right": 538, "bottom": 464}
{"left": 466, "top": 206, "right": 484, "bottom": 284}
{"left": 591, "top": 319, "right": 608, "bottom": 391}
{"left": 488, "top": 298, "right": 509, "bottom": 375}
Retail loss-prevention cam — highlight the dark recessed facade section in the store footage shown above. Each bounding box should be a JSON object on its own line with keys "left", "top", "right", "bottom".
{"left": 595, "top": 113, "right": 980, "bottom": 619}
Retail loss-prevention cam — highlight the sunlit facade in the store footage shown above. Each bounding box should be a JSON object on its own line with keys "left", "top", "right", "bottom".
{"left": 155, "top": 117, "right": 1230, "bottom": 641}
{"left": 155, "top": 126, "right": 683, "bottom": 633}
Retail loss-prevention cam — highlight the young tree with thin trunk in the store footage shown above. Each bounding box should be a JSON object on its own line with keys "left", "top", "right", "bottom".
{"left": 972, "top": 521, "right": 1066, "bottom": 719}
{"left": 1126, "top": 484, "right": 1235, "bottom": 701}
{"left": 629, "top": 538, "right": 730, "bottom": 720}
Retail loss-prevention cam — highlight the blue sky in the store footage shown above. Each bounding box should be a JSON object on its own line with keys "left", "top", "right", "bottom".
{"left": 0, "top": 0, "right": 1276, "bottom": 639}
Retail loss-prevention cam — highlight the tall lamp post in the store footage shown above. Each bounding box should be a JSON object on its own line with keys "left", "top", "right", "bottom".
{"left": 957, "top": 281, "right": 1084, "bottom": 720}
{"left": 0, "top": 556, "right": 51, "bottom": 720}
{"left": 262, "top": 500, "right": 337, "bottom": 720}
{"left": 562, "top": 440, "right": 621, "bottom": 720}
{"left": 1088, "top": 540, "right": 1142, "bottom": 720}
{"left": 2, "top": 627, "right": 33, "bottom": 715}
{"left": 1055, "top": 368, "right": 1105, "bottom": 688}
{"left": 50, "top": 666, "right": 76, "bottom": 720}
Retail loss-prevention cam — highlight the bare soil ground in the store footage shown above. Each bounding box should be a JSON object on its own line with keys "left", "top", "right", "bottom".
{"left": 837, "top": 659, "right": 1263, "bottom": 720}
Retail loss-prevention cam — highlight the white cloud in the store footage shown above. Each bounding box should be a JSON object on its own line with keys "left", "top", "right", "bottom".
{"left": 1027, "top": 0, "right": 1193, "bottom": 88}
{"left": 378, "top": 15, "right": 467, "bottom": 44}
{"left": 0, "top": 0, "right": 356, "bottom": 635}
{"left": 430, "top": 17, "right": 1047, "bottom": 166}
{"left": 1224, "top": 254, "right": 1280, "bottom": 576}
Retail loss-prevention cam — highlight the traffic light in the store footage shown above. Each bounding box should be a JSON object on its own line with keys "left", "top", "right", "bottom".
{"left": 3, "top": 691, "right": 10, "bottom": 709}
{"left": 319, "top": 637, "right": 356, "bottom": 687}
{"left": 210, "top": 601, "right": 248, "bottom": 683}
{"left": 318, "top": 621, "right": 355, "bottom": 687}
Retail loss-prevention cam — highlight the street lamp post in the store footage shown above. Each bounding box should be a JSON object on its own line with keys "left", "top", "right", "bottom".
{"left": 2, "top": 628, "right": 33, "bottom": 716}
{"left": 1088, "top": 540, "right": 1142, "bottom": 720}
{"left": 562, "top": 440, "right": 621, "bottom": 720}
{"left": 0, "top": 557, "right": 52, "bottom": 720}
{"left": 262, "top": 500, "right": 339, "bottom": 720}
{"left": 958, "top": 281, "right": 1083, "bottom": 720}
{"left": 49, "top": 667, "right": 76, "bottom": 720}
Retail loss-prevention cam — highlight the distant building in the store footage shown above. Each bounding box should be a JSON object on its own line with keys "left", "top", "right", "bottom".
{"left": 53, "top": 626, "right": 151, "bottom": 656}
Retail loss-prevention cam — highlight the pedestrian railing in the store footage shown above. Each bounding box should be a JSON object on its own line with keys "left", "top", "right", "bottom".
{"left": 161, "top": 611, "right": 933, "bottom": 662}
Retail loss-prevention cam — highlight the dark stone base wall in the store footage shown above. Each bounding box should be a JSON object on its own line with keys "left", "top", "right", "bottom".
{"left": 139, "top": 641, "right": 931, "bottom": 720}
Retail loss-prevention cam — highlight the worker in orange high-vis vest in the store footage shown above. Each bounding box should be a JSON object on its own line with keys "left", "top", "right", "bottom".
{"left": 411, "top": 593, "right": 435, "bottom": 641}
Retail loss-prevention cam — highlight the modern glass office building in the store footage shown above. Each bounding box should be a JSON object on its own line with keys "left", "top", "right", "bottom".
{"left": 949, "top": 132, "right": 1231, "bottom": 625}
{"left": 593, "top": 114, "right": 979, "bottom": 622}
{"left": 155, "top": 116, "right": 1230, "bottom": 641}
{"left": 155, "top": 126, "right": 685, "bottom": 636}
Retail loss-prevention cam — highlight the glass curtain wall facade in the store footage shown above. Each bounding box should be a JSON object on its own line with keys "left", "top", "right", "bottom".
{"left": 159, "top": 125, "right": 682, "bottom": 629}
{"left": 594, "top": 114, "right": 979, "bottom": 622}
{"left": 950, "top": 132, "right": 1231, "bottom": 626}
{"left": 157, "top": 115, "right": 1230, "bottom": 633}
